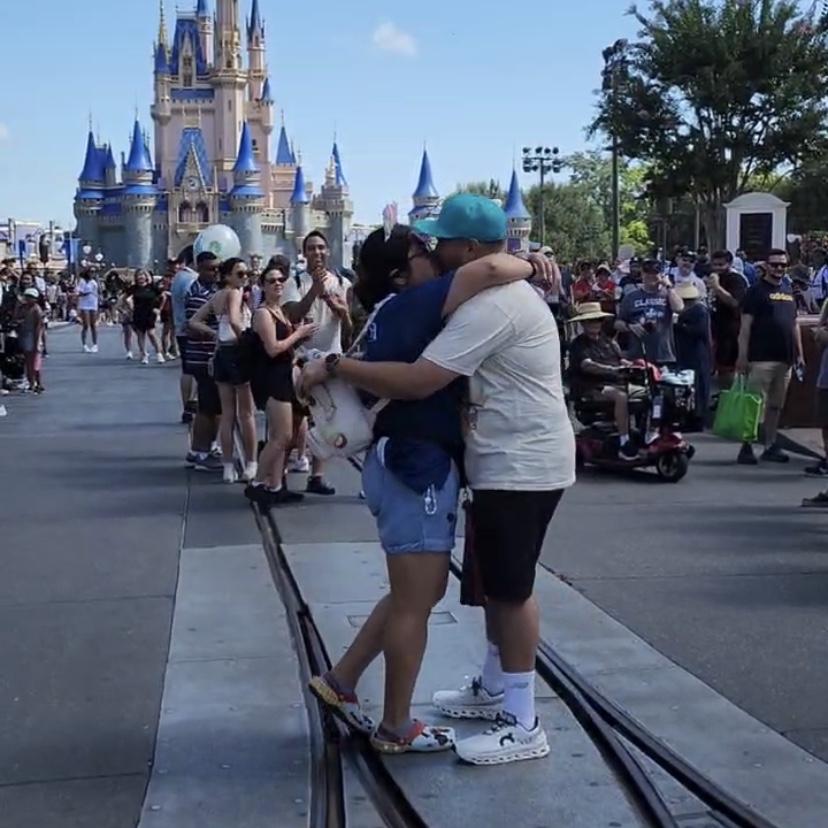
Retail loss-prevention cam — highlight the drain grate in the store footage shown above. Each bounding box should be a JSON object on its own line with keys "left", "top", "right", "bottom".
{"left": 347, "top": 611, "right": 457, "bottom": 628}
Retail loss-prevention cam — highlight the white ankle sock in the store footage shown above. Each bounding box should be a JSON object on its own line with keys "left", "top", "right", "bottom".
{"left": 502, "top": 670, "right": 536, "bottom": 729}
{"left": 481, "top": 641, "right": 504, "bottom": 695}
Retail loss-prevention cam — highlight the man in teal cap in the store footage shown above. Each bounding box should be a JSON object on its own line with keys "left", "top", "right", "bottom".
{"left": 303, "top": 193, "right": 576, "bottom": 766}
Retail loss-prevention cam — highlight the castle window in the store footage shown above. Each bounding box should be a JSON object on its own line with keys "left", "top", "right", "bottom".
{"left": 195, "top": 202, "right": 209, "bottom": 223}
{"left": 179, "top": 201, "right": 193, "bottom": 223}
{"left": 183, "top": 56, "right": 193, "bottom": 88}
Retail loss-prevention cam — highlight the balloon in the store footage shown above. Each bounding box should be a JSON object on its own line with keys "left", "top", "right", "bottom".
{"left": 194, "top": 225, "right": 241, "bottom": 261}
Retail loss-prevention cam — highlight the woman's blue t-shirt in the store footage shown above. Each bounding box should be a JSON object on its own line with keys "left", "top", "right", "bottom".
{"left": 362, "top": 273, "right": 464, "bottom": 491}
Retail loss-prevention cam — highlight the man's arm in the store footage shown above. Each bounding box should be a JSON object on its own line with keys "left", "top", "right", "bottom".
{"left": 665, "top": 284, "right": 684, "bottom": 313}
{"left": 333, "top": 356, "right": 460, "bottom": 400}
{"left": 794, "top": 317, "right": 804, "bottom": 363}
{"left": 441, "top": 254, "right": 539, "bottom": 318}
{"left": 283, "top": 276, "right": 322, "bottom": 323}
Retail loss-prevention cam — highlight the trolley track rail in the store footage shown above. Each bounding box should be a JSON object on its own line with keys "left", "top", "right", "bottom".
{"left": 249, "top": 452, "right": 775, "bottom": 828}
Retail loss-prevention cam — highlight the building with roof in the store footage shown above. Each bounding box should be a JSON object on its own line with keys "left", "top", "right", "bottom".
{"left": 73, "top": 0, "right": 353, "bottom": 269}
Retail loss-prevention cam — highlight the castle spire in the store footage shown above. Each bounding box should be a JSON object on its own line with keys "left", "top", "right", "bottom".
{"left": 125, "top": 119, "right": 154, "bottom": 173}
{"left": 78, "top": 129, "right": 104, "bottom": 185}
{"left": 248, "top": 0, "right": 264, "bottom": 39}
{"left": 290, "top": 164, "right": 310, "bottom": 205}
{"left": 504, "top": 169, "right": 530, "bottom": 219}
{"left": 332, "top": 140, "right": 347, "bottom": 188}
{"left": 157, "top": 0, "right": 168, "bottom": 47}
{"left": 413, "top": 148, "right": 438, "bottom": 200}
{"left": 233, "top": 122, "right": 259, "bottom": 174}
{"left": 275, "top": 117, "right": 293, "bottom": 165}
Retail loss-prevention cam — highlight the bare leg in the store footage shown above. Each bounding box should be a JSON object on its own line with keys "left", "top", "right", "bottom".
{"left": 191, "top": 412, "right": 217, "bottom": 453}
{"left": 81, "top": 312, "right": 89, "bottom": 347}
{"left": 487, "top": 597, "right": 540, "bottom": 674}
{"left": 236, "top": 384, "right": 257, "bottom": 464}
{"left": 180, "top": 374, "right": 194, "bottom": 410}
{"left": 216, "top": 383, "right": 237, "bottom": 463}
{"left": 147, "top": 330, "right": 162, "bottom": 356}
{"left": 136, "top": 331, "right": 147, "bottom": 359}
{"left": 331, "top": 594, "right": 391, "bottom": 690}
{"left": 89, "top": 312, "right": 98, "bottom": 346}
{"left": 122, "top": 325, "right": 133, "bottom": 353}
{"left": 256, "top": 400, "right": 292, "bottom": 486}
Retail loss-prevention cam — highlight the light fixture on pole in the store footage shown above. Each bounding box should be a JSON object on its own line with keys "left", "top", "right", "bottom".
{"left": 521, "top": 146, "right": 563, "bottom": 246}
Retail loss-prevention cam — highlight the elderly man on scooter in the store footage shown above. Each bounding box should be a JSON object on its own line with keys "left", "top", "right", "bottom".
{"left": 568, "top": 302, "right": 642, "bottom": 460}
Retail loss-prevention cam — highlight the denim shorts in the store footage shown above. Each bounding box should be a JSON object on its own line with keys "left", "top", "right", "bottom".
{"left": 362, "top": 442, "right": 460, "bottom": 555}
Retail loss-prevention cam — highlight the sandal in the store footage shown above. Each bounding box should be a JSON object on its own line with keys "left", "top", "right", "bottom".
{"left": 308, "top": 674, "right": 375, "bottom": 735}
{"left": 801, "top": 492, "right": 828, "bottom": 508}
{"left": 370, "top": 720, "right": 455, "bottom": 754}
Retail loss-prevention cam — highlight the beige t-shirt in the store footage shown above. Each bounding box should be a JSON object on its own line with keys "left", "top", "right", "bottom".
{"left": 423, "top": 281, "right": 576, "bottom": 491}
{"left": 281, "top": 270, "right": 351, "bottom": 354}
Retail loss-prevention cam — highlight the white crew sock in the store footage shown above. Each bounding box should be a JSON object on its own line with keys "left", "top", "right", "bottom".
{"left": 481, "top": 641, "right": 504, "bottom": 695}
{"left": 502, "top": 670, "right": 536, "bottom": 730}
{"left": 619, "top": 433, "right": 630, "bottom": 446}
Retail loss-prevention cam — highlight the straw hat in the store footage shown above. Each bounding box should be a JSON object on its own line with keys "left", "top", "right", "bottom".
{"left": 568, "top": 302, "right": 614, "bottom": 323}
{"left": 675, "top": 283, "right": 700, "bottom": 300}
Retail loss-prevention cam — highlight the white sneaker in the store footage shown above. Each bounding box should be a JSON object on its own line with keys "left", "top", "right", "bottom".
{"left": 125, "top": 351, "right": 134, "bottom": 361}
{"left": 432, "top": 676, "right": 504, "bottom": 721}
{"left": 288, "top": 455, "right": 311, "bottom": 474}
{"left": 91, "top": 344, "right": 99, "bottom": 354}
{"left": 454, "top": 713, "right": 549, "bottom": 766}
{"left": 165, "top": 352, "right": 177, "bottom": 361}
{"left": 83, "top": 344, "right": 91, "bottom": 353}
{"left": 156, "top": 353, "right": 166, "bottom": 364}
{"left": 140, "top": 354, "right": 149, "bottom": 365}
{"left": 223, "top": 464, "right": 238, "bottom": 484}
{"left": 242, "top": 461, "right": 258, "bottom": 482}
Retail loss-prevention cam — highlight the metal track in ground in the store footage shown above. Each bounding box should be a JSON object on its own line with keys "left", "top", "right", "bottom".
{"left": 252, "top": 501, "right": 427, "bottom": 828}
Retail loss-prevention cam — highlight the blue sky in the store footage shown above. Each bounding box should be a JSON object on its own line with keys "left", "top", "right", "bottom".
{"left": 0, "top": 0, "right": 644, "bottom": 226}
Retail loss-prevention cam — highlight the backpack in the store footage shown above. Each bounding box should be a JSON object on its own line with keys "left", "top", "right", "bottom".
{"left": 295, "top": 297, "right": 392, "bottom": 460}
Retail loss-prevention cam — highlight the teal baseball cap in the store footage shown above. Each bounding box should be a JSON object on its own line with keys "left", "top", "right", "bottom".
{"left": 414, "top": 193, "right": 507, "bottom": 243}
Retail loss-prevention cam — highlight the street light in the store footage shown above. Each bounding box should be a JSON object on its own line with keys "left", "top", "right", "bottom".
{"left": 602, "top": 39, "right": 628, "bottom": 261}
{"left": 522, "top": 145, "right": 563, "bottom": 246}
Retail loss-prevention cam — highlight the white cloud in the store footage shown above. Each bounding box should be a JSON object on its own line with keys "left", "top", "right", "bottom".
{"left": 0, "top": 123, "right": 9, "bottom": 142}
{"left": 372, "top": 22, "right": 418, "bottom": 58}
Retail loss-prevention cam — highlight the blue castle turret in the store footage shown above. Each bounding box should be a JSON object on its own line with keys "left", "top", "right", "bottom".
{"left": 409, "top": 148, "right": 440, "bottom": 223}
{"left": 275, "top": 120, "right": 293, "bottom": 166}
{"left": 229, "top": 122, "right": 264, "bottom": 256}
{"left": 290, "top": 161, "right": 311, "bottom": 256}
{"left": 74, "top": 130, "right": 107, "bottom": 252}
{"left": 504, "top": 169, "right": 531, "bottom": 253}
{"left": 122, "top": 119, "right": 158, "bottom": 269}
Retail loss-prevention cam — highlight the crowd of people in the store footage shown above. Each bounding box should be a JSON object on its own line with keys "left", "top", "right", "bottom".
{"left": 5, "top": 195, "right": 828, "bottom": 764}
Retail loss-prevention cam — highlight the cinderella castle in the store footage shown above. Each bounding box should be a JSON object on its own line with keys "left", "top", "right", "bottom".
{"left": 74, "top": 0, "right": 354, "bottom": 270}
{"left": 73, "top": 0, "right": 533, "bottom": 270}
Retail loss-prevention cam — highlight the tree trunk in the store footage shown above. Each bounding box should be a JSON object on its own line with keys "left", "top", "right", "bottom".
{"left": 700, "top": 202, "right": 725, "bottom": 251}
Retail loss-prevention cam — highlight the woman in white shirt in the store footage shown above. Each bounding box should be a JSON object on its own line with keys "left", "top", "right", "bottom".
{"left": 190, "top": 257, "right": 257, "bottom": 484}
{"left": 76, "top": 270, "right": 100, "bottom": 353}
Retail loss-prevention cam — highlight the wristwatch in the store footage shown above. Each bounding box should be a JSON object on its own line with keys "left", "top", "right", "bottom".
{"left": 324, "top": 353, "right": 341, "bottom": 376}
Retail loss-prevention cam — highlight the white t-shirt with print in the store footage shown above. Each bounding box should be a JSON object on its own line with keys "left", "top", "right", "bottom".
{"left": 281, "top": 270, "right": 351, "bottom": 354}
{"left": 423, "top": 280, "right": 576, "bottom": 491}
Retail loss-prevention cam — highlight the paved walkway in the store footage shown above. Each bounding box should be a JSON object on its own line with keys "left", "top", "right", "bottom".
{"left": 4, "top": 325, "right": 828, "bottom": 826}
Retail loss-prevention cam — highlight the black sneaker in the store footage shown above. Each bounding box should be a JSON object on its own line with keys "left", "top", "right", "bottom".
{"left": 760, "top": 445, "right": 790, "bottom": 464}
{"left": 618, "top": 442, "right": 639, "bottom": 461}
{"left": 267, "top": 487, "right": 304, "bottom": 505}
{"left": 805, "top": 460, "right": 828, "bottom": 477}
{"left": 307, "top": 476, "right": 336, "bottom": 496}
{"left": 244, "top": 483, "right": 271, "bottom": 504}
{"left": 737, "top": 444, "right": 758, "bottom": 465}
{"left": 181, "top": 410, "right": 194, "bottom": 424}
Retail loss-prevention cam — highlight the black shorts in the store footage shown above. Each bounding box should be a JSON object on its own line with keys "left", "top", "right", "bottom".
{"left": 212, "top": 344, "right": 248, "bottom": 387}
{"left": 817, "top": 388, "right": 828, "bottom": 426}
{"left": 471, "top": 489, "right": 565, "bottom": 603}
{"left": 177, "top": 337, "right": 191, "bottom": 375}
{"left": 191, "top": 367, "right": 222, "bottom": 417}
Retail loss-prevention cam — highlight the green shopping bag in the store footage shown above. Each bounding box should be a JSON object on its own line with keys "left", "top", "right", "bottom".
{"left": 713, "top": 377, "right": 763, "bottom": 443}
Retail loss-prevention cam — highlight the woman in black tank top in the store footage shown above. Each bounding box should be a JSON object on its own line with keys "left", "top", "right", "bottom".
{"left": 245, "top": 259, "right": 317, "bottom": 506}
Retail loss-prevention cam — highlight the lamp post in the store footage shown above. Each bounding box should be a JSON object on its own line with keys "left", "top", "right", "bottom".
{"left": 602, "top": 38, "right": 628, "bottom": 261}
{"left": 522, "top": 146, "right": 563, "bottom": 247}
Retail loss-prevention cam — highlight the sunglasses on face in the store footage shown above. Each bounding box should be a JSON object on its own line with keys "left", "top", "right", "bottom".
{"left": 768, "top": 262, "right": 786, "bottom": 269}
{"left": 264, "top": 276, "right": 288, "bottom": 285}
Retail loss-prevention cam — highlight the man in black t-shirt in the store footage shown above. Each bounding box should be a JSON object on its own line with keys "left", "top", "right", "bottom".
{"left": 569, "top": 302, "right": 641, "bottom": 460}
{"left": 706, "top": 250, "right": 747, "bottom": 390}
{"left": 736, "top": 248, "right": 804, "bottom": 465}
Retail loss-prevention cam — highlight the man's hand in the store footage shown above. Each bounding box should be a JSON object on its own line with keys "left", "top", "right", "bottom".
{"left": 325, "top": 292, "right": 350, "bottom": 321}
{"left": 705, "top": 273, "right": 721, "bottom": 290}
{"left": 300, "top": 358, "right": 328, "bottom": 395}
{"left": 629, "top": 322, "right": 646, "bottom": 338}
{"left": 735, "top": 356, "right": 749, "bottom": 376}
{"left": 526, "top": 252, "right": 555, "bottom": 292}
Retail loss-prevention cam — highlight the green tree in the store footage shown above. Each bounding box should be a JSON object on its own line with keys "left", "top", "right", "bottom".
{"left": 592, "top": 0, "right": 828, "bottom": 249}
{"left": 525, "top": 182, "right": 611, "bottom": 263}
{"left": 454, "top": 179, "right": 505, "bottom": 201}
{"left": 567, "top": 151, "right": 653, "bottom": 252}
